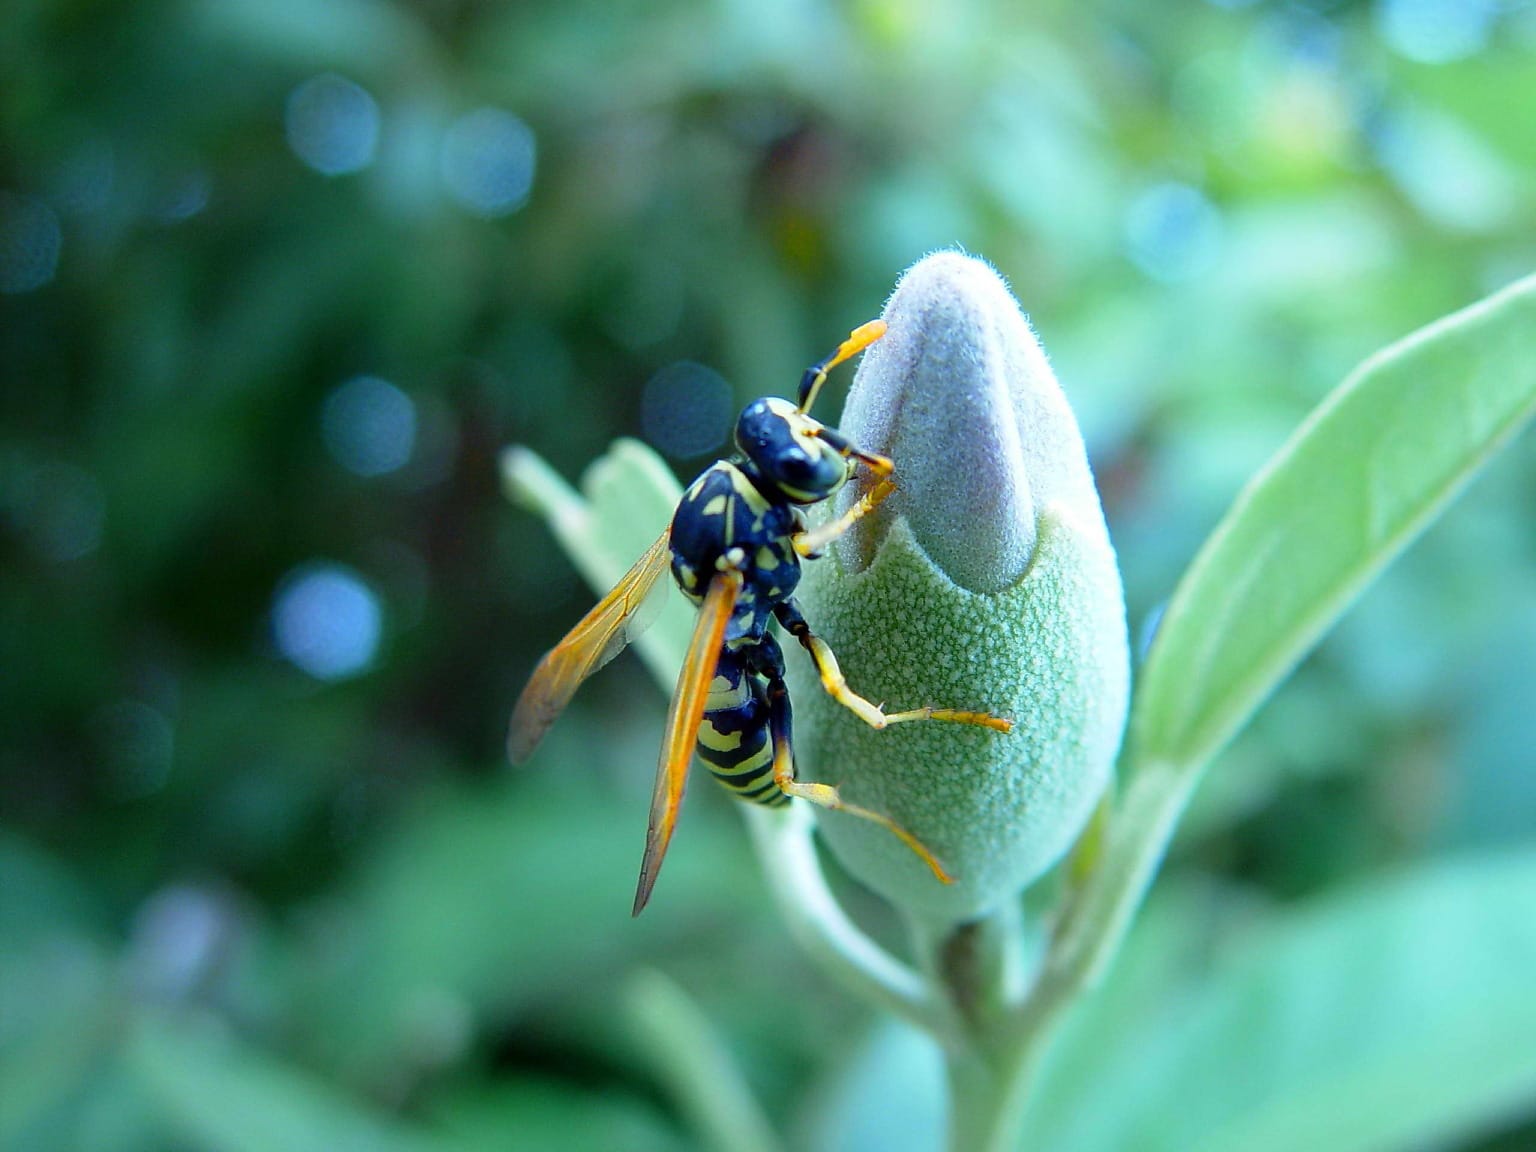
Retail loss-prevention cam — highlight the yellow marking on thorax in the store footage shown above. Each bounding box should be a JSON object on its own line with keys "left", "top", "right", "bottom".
{"left": 724, "top": 464, "right": 773, "bottom": 515}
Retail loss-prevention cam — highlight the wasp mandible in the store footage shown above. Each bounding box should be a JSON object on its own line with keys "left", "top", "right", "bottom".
{"left": 509, "top": 321, "right": 1013, "bottom": 915}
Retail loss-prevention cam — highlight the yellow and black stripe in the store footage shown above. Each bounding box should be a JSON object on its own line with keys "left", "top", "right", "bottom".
{"left": 694, "top": 648, "right": 790, "bottom": 807}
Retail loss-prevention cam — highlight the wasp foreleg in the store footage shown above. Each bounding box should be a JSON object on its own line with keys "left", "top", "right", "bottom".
{"left": 811, "top": 423, "right": 894, "bottom": 479}
{"left": 773, "top": 600, "right": 1013, "bottom": 733}
{"left": 792, "top": 474, "right": 896, "bottom": 558}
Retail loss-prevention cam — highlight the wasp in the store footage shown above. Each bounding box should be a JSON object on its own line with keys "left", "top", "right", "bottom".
{"left": 509, "top": 321, "right": 1012, "bottom": 914}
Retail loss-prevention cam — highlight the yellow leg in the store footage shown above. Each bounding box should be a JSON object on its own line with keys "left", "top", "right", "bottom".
{"left": 844, "top": 444, "right": 894, "bottom": 478}
{"left": 793, "top": 476, "right": 897, "bottom": 558}
{"left": 768, "top": 697, "right": 954, "bottom": 884}
{"left": 776, "top": 606, "right": 1013, "bottom": 733}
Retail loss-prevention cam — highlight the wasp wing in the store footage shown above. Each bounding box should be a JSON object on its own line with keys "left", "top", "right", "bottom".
{"left": 508, "top": 529, "right": 673, "bottom": 764}
{"left": 632, "top": 567, "right": 742, "bottom": 916}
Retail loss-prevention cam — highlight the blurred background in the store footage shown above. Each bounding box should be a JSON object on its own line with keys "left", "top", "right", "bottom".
{"left": 3, "top": 0, "right": 1534, "bottom": 1149}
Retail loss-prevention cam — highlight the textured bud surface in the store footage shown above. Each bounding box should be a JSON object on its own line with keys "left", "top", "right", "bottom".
{"left": 790, "top": 252, "right": 1130, "bottom": 921}
{"left": 836, "top": 251, "right": 1109, "bottom": 593}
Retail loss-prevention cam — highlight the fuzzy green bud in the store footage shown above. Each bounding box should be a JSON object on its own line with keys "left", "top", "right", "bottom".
{"left": 790, "top": 252, "right": 1130, "bottom": 922}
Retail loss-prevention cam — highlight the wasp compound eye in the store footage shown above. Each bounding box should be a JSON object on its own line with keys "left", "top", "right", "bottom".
{"left": 734, "top": 399, "right": 844, "bottom": 503}
{"left": 733, "top": 399, "right": 779, "bottom": 457}
{"left": 773, "top": 442, "right": 843, "bottom": 501}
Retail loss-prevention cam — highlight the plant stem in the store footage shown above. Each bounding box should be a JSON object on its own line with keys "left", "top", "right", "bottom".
{"left": 624, "top": 970, "right": 784, "bottom": 1152}
{"left": 941, "top": 758, "right": 1200, "bottom": 1149}
{"left": 744, "top": 805, "right": 959, "bottom": 1042}
{"left": 945, "top": 1038, "right": 1039, "bottom": 1152}
{"left": 905, "top": 900, "right": 1035, "bottom": 1051}
{"left": 1051, "top": 759, "right": 1197, "bottom": 987}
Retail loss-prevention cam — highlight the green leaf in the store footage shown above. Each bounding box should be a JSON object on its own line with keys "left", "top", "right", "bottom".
{"left": 808, "top": 1021, "right": 946, "bottom": 1152}
{"left": 1133, "top": 272, "right": 1536, "bottom": 773}
{"left": 622, "top": 970, "right": 782, "bottom": 1152}
{"left": 426, "top": 1078, "right": 682, "bottom": 1152}
{"left": 0, "top": 955, "right": 116, "bottom": 1150}
{"left": 502, "top": 439, "right": 694, "bottom": 687}
{"left": 294, "top": 778, "right": 752, "bottom": 1083}
{"left": 190, "top": 0, "right": 434, "bottom": 73}
{"left": 0, "top": 835, "right": 118, "bottom": 1149}
{"left": 128, "top": 1010, "right": 453, "bottom": 1152}
{"left": 1018, "top": 849, "right": 1536, "bottom": 1152}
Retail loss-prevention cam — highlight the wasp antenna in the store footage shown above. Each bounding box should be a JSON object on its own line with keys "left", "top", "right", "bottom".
{"left": 798, "top": 319, "right": 887, "bottom": 413}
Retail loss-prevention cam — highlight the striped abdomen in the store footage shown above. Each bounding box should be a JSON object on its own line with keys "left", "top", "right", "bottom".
{"left": 695, "top": 649, "right": 789, "bottom": 808}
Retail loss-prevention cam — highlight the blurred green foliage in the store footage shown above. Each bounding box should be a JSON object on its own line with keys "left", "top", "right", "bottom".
{"left": 2, "top": 1, "right": 1534, "bottom": 1149}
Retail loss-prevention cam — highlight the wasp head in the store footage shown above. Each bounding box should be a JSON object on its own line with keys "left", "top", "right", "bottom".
{"left": 735, "top": 397, "right": 848, "bottom": 504}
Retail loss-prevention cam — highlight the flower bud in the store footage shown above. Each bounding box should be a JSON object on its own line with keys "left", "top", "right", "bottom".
{"left": 789, "top": 252, "right": 1130, "bottom": 922}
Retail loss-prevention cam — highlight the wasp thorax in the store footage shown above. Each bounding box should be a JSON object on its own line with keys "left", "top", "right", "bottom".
{"left": 735, "top": 397, "right": 848, "bottom": 504}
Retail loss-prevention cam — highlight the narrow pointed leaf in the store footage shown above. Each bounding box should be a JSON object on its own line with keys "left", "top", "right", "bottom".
{"left": 129, "top": 1011, "right": 453, "bottom": 1152}
{"left": 1018, "top": 850, "right": 1536, "bottom": 1152}
{"left": 1133, "top": 272, "right": 1536, "bottom": 772}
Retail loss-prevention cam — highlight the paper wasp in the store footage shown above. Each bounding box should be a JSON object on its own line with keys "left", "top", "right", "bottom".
{"left": 509, "top": 320, "right": 1013, "bottom": 914}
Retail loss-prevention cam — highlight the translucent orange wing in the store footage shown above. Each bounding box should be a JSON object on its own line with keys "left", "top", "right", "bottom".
{"left": 631, "top": 568, "right": 742, "bottom": 916}
{"left": 508, "top": 530, "right": 672, "bottom": 764}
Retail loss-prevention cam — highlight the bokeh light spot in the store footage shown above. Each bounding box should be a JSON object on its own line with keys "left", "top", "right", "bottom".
{"left": 1377, "top": 0, "right": 1497, "bottom": 64}
{"left": 52, "top": 141, "right": 116, "bottom": 215}
{"left": 272, "top": 564, "right": 382, "bottom": 680}
{"left": 127, "top": 886, "right": 235, "bottom": 998}
{"left": 1374, "top": 108, "right": 1517, "bottom": 232}
{"left": 322, "top": 375, "right": 417, "bottom": 476}
{"left": 1123, "top": 181, "right": 1222, "bottom": 284}
{"left": 155, "top": 170, "right": 213, "bottom": 223}
{"left": 440, "top": 108, "right": 536, "bottom": 217}
{"left": 0, "top": 193, "right": 63, "bottom": 294}
{"left": 642, "top": 362, "right": 734, "bottom": 458}
{"left": 16, "top": 461, "right": 106, "bottom": 561}
{"left": 285, "top": 74, "right": 380, "bottom": 176}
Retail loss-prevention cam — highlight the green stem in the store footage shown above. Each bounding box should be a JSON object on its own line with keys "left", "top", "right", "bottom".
{"left": 1051, "top": 760, "right": 1198, "bottom": 987}
{"left": 945, "top": 1040, "right": 1037, "bottom": 1152}
{"left": 941, "top": 758, "right": 1201, "bottom": 1150}
{"left": 624, "top": 970, "right": 784, "bottom": 1152}
{"left": 922, "top": 910, "right": 1047, "bottom": 1152}
{"left": 906, "top": 901, "right": 1031, "bottom": 1033}
{"left": 744, "top": 806, "right": 959, "bottom": 1042}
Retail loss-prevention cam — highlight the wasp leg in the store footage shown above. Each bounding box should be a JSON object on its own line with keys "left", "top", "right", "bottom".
{"left": 812, "top": 423, "right": 894, "bottom": 479}
{"left": 792, "top": 475, "right": 896, "bottom": 558}
{"left": 761, "top": 651, "right": 953, "bottom": 884}
{"left": 773, "top": 600, "right": 1013, "bottom": 733}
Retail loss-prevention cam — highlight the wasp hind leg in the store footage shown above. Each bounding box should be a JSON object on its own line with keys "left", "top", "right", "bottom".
{"left": 761, "top": 656, "right": 953, "bottom": 884}
{"left": 774, "top": 600, "right": 1013, "bottom": 733}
